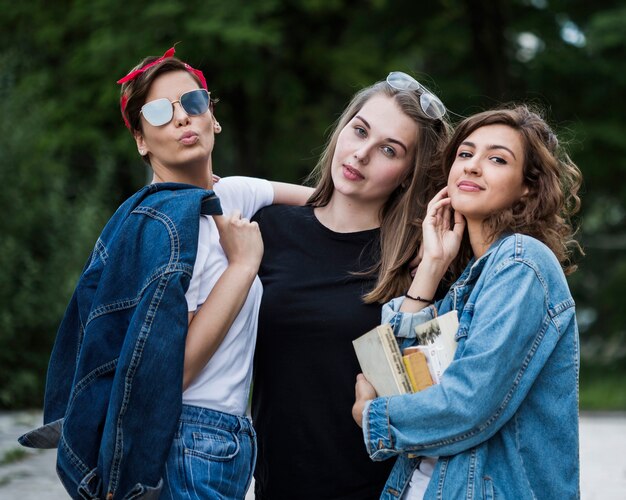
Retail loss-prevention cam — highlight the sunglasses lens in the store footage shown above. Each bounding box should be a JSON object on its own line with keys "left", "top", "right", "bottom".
{"left": 420, "top": 93, "right": 446, "bottom": 120}
{"left": 180, "top": 89, "right": 210, "bottom": 116}
{"left": 142, "top": 98, "right": 173, "bottom": 127}
{"left": 386, "top": 71, "right": 420, "bottom": 91}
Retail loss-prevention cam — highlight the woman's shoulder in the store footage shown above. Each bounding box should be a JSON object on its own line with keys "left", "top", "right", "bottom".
{"left": 213, "top": 176, "right": 271, "bottom": 203}
{"left": 488, "top": 234, "right": 569, "bottom": 291}
{"left": 490, "top": 233, "right": 556, "bottom": 263}
{"left": 254, "top": 204, "right": 312, "bottom": 223}
{"left": 213, "top": 175, "right": 270, "bottom": 193}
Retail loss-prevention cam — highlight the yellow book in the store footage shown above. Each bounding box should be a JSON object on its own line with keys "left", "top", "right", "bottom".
{"left": 402, "top": 351, "right": 434, "bottom": 392}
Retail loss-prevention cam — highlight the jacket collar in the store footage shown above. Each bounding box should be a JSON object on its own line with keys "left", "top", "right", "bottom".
{"left": 452, "top": 233, "right": 513, "bottom": 290}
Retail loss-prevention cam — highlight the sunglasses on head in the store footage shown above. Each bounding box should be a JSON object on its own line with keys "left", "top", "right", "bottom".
{"left": 386, "top": 71, "right": 446, "bottom": 120}
{"left": 140, "top": 88, "right": 211, "bottom": 127}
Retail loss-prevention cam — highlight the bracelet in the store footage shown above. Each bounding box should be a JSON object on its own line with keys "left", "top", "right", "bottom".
{"left": 404, "top": 292, "right": 434, "bottom": 304}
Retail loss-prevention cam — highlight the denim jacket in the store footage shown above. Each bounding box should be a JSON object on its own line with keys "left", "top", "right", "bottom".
{"left": 19, "top": 183, "right": 222, "bottom": 500}
{"left": 363, "top": 234, "right": 580, "bottom": 499}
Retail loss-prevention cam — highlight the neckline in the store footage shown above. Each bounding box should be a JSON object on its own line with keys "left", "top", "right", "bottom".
{"left": 304, "top": 205, "right": 380, "bottom": 240}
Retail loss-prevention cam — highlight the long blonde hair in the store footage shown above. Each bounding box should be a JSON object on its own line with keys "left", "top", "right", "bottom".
{"left": 307, "top": 81, "right": 452, "bottom": 303}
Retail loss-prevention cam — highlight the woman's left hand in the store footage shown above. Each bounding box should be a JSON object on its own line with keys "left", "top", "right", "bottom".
{"left": 352, "top": 374, "right": 378, "bottom": 428}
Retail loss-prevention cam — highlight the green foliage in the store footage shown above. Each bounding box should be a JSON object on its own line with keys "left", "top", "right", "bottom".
{"left": 0, "top": 0, "right": 624, "bottom": 408}
{"left": 0, "top": 48, "right": 114, "bottom": 408}
{"left": 580, "top": 363, "right": 626, "bottom": 411}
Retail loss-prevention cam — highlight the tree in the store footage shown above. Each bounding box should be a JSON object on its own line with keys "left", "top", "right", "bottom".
{"left": 0, "top": 0, "right": 623, "bottom": 408}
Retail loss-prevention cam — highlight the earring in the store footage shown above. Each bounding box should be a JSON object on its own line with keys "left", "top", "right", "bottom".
{"left": 139, "top": 149, "right": 145, "bottom": 155}
{"left": 214, "top": 122, "right": 221, "bottom": 132}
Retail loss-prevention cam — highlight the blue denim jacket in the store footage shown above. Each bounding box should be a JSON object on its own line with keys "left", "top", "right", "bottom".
{"left": 363, "top": 234, "right": 580, "bottom": 499}
{"left": 19, "top": 183, "right": 222, "bottom": 500}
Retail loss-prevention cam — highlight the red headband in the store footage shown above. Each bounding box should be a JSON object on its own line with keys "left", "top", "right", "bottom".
{"left": 117, "top": 46, "right": 208, "bottom": 129}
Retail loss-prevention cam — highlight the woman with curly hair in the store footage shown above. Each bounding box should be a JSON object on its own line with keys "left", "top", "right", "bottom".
{"left": 353, "top": 105, "right": 582, "bottom": 499}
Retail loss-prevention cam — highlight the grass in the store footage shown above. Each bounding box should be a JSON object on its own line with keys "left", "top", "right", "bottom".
{"left": 579, "top": 363, "right": 626, "bottom": 411}
{"left": 0, "top": 447, "right": 29, "bottom": 466}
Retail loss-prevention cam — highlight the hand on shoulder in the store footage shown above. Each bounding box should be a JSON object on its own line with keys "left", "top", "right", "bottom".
{"left": 213, "top": 211, "right": 264, "bottom": 275}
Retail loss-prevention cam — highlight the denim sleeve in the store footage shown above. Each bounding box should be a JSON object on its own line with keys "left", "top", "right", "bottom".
{"left": 365, "top": 259, "right": 563, "bottom": 459}
{"left": 96, "top": 209, "right": 196, "bottom": 496}
{"left": 382, "top": 297, "right": 437, "bottom": 340}
{"left": 362, "top": 398, "right": 402, "bottom": 462}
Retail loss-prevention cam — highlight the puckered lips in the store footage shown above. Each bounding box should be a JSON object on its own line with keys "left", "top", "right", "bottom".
{"left": 179, "top": 130, "right": 199, "bottom": 146}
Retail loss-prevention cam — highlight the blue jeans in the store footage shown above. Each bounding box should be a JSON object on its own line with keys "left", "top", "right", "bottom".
{"left": 160, "top": 405, "right": 256, "bottom": 500}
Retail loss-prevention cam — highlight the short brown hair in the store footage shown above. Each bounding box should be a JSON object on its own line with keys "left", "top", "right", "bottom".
{"left": 119, "top": 57, "right": 208, "bottom": 166}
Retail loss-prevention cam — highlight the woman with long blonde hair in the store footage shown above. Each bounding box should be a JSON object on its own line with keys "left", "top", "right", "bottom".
{"left": 252, "top": 72, "right": 451, "bottom": 499}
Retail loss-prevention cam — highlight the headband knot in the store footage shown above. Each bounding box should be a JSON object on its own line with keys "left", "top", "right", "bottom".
{"left": 117, "top": 47, "right": 207, "bottom": 129}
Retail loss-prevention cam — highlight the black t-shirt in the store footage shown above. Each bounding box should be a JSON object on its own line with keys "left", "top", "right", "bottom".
{"left": 252, "top": 205, "right": 395, "bottom": 500}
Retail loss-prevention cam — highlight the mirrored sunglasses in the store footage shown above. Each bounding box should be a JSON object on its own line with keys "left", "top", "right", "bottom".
{"left": 141, "top": 88, "right": 211, "bottom": 127}
{"left": 386, "top": 71, "right": 446, "bottom": 120}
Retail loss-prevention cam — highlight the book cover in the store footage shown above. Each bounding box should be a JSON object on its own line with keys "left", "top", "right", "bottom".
{"left": 413, "top": 310, "right": 459, "bottom": 384}
{"left": 352, "top": 324, "right": 413, "bottom": 397}
{"left": 402, "top": 351, "right": 433, "bottom": 392}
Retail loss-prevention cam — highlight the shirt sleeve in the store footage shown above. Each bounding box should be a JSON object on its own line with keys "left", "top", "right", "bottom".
{"left": 213, "top": 176, "right": 274, "bottom": 219}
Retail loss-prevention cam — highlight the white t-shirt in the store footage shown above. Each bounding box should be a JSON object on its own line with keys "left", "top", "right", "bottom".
{"left": 403, "top": 457, "right": 438, "bottom": 500}
{"left": 183, "top": 176, "right": 274, "bottom": 415}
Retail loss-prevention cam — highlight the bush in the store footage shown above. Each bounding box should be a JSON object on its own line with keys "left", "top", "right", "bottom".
{"left": 0, "top": 54, "right": 116, "bottom": 408}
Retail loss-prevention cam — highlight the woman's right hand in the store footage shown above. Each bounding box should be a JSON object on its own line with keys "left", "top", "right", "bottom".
{"left": 401, "top": 187, "right": 464, "bottom": 312}
{"left": 421, "top": 187, "right": 465, "bottom": 268}
{"left": 212, "top": 211, "right": 264, "bottom": 273}
{"left": 352, "top": 374, "right": 378, "bottom": 428}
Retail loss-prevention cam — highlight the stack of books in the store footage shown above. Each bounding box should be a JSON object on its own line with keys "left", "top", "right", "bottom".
{"left": 352, "top": 311, "right": 459, "bottom": 397}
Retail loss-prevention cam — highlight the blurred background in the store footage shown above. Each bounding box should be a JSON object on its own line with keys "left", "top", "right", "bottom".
{"left": 0, "top": 0, "right": 624, "bottom": 413}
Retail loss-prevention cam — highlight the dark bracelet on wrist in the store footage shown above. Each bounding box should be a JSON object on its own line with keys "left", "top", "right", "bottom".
{"left": 404, "top": 292, "right": 434, "bottom": 304}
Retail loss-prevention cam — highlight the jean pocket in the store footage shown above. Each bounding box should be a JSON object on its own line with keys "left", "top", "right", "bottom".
{"left": 184, "top": 428, "right": 240, "bottom": 462}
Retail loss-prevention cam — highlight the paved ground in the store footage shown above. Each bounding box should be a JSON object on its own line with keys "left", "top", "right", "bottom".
{"left": 1, "top": 411, "right": 624, "bottom": 499}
